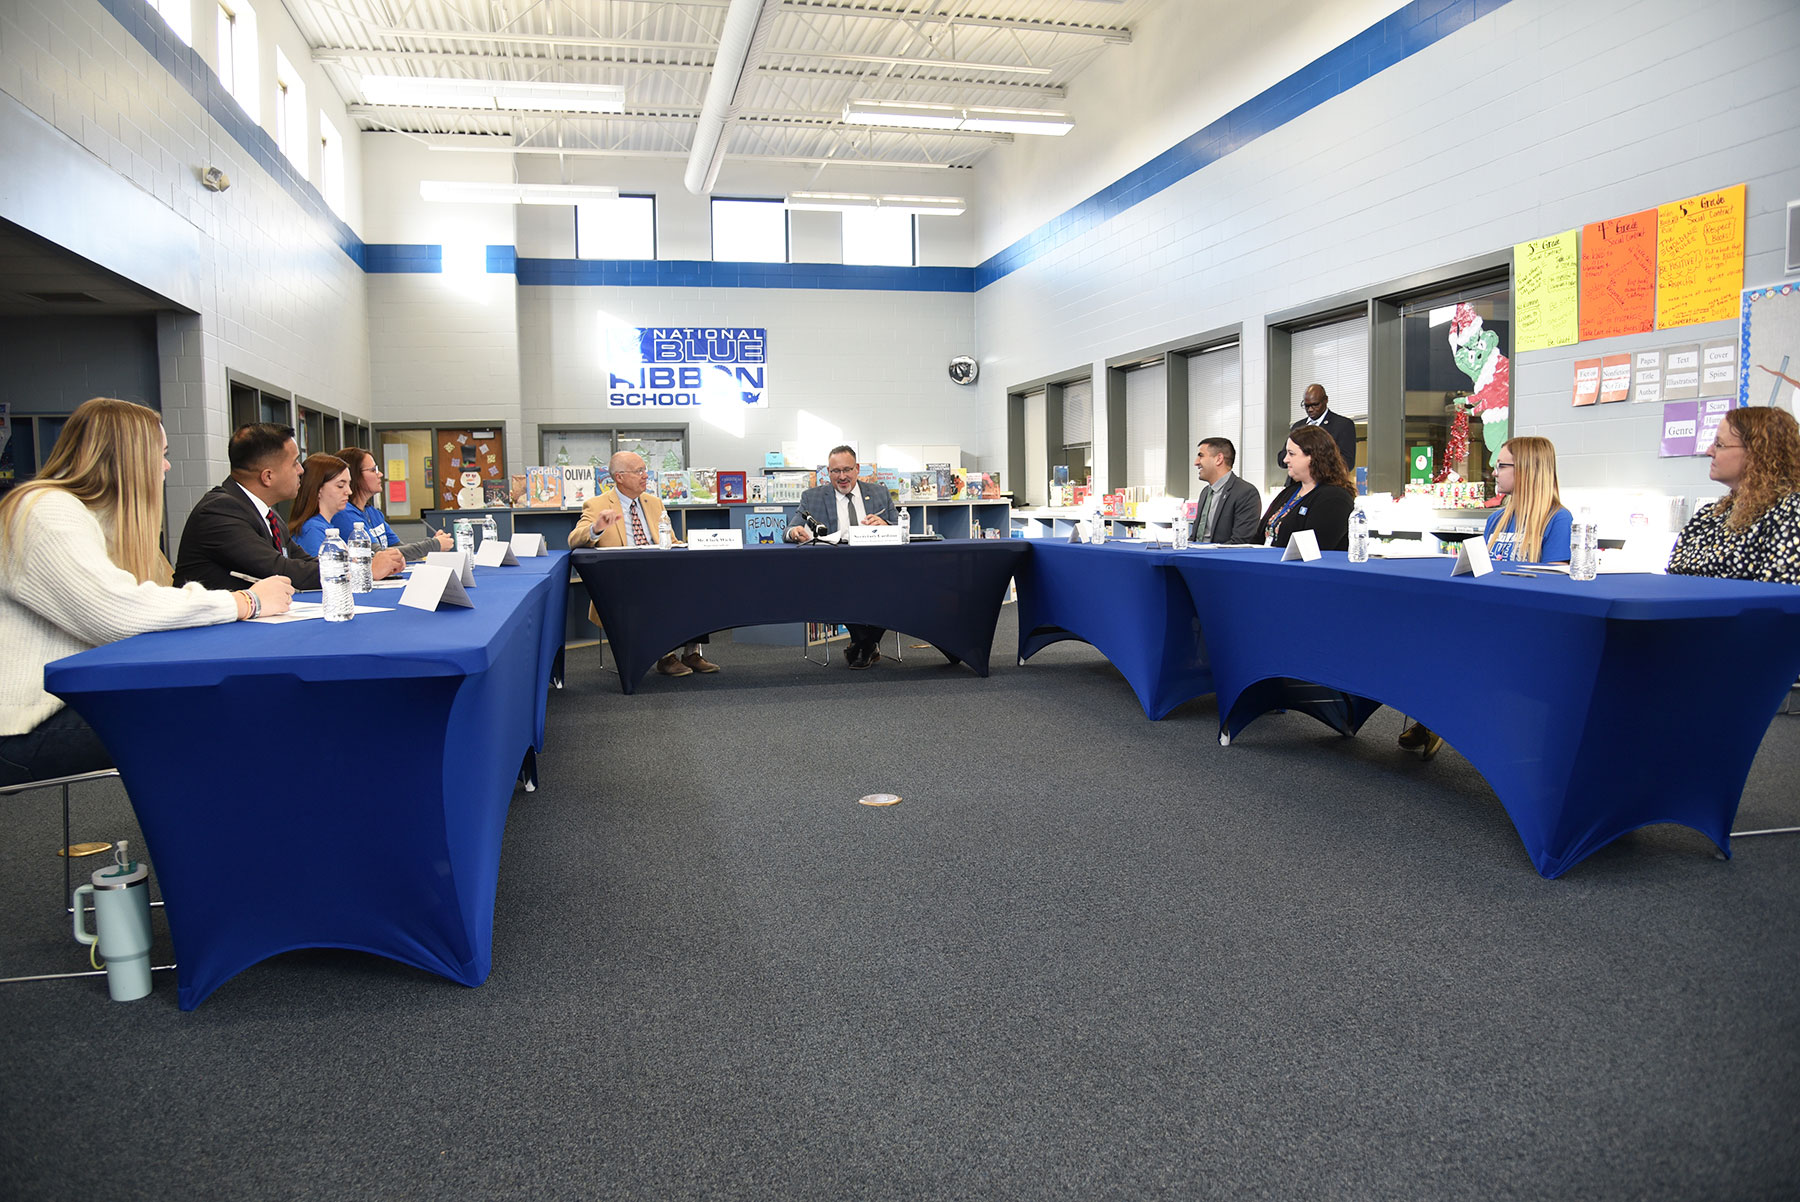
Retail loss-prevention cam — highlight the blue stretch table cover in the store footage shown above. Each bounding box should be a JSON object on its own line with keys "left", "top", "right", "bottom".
{"left": 572, "top": 541, "right": 1030, "bottom": 694}
{"left": 1015, "top": 540, "right": 1214, "bottom": 719}
{"left": 1168, "top": 549, "right": 1800, "bottom": 878}
{"left": 45, "top": 550, "right": 568, "bottom": 1008}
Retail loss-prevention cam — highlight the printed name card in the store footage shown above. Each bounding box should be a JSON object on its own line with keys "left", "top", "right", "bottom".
{"left": 1280, "top": 529, "right": 1321, "bottom": 562}
{"left": 845, "top": 525, "right": 906, "bottom": 547}
{"left": 473, "top": 538, "right": 519, "bottom": 567}
{"left": 399, "top": 563, "right": 474, "bottom": 612}
{"left": 425, "top": 550, "right": 476, "bottom": 587}
{"left": 1452, "top": 535, "right": 1494, "bottom": 578}
{"left": 687, "top": 529, "right": 745, "bottom": 550}
{"left": 510, "top": 532, "right": 546, "bottom": 557}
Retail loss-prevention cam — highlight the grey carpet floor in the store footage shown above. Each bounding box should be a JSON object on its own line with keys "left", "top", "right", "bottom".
{"left": 2, "top": 607, "right": 1797, "bottom": 1201}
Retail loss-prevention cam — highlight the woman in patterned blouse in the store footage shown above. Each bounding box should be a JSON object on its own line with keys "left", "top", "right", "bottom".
{"left": 1668, "top": 406, "right": 1800, "bottom": 585}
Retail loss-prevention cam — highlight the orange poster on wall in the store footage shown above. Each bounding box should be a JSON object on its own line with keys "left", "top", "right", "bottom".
{"left": 1579, "top": 209, "right": 1656, "bottom": 341}
{"left": 1656, "top": 184, "right": 1745, "bottom": 329}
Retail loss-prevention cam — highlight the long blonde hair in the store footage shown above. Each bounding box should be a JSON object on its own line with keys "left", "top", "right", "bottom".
{"left": 1713, "top": 407, "right": 1800, "bottom": 531}
{"left": 1491, "top": 436, "right": 1565, "bottom": 562}
{"left": 0, "top": 397, "right": 171, "bottom": 584}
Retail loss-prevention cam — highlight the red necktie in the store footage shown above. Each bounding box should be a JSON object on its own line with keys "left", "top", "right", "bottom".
{"left": 268, "top": 510, "right": 283, "bottom": 552}
{"left": 629, "top": 501, "right": 649, "bottom": 546}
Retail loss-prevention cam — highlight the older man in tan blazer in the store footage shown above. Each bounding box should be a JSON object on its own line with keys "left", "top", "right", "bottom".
{"left": 568, "top": 450, "right": 718, "bottom": 676}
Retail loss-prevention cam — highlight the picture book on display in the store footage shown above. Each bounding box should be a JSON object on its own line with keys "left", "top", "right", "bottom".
{"left": 744, "top": 511, "right": 788, "bottom": 545}
{"left": 717, "top": 471, "right": 747, "bottom": 503}
{"left": 874, "top": 466, "right": 901, "bottom": 494}
{"left": 746, "top": 477, "right": 767, "bottom": 504}
{"left": 509, "top": 474, "right": 529, "bottom": 505}
{"left": 661, "top": 470, "right": 690, "bottom": 503}
{"left": 561, "top": 465, "right": 596, "bottom": 508}
{"left": 482, "top": 481, "right": 512, "bottom": 508}
{"left": 689, "top": 469, "right": 716, "bottom": 503}
{"left": 594, "top": 466, "right": 612, "bottom": 492}
{"left": 526, "top": 466, "right": 562, "bottom": 508}
{"left": 927, "top": 464, "right": 955, "bottom": 500}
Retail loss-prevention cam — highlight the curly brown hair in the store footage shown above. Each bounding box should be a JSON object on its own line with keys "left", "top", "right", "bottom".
{"left": 1714, "top": 407, "right": 1800, "bottom": 531}
{"left": 1285, "top": 425, "right": 1356, "bottom": 492}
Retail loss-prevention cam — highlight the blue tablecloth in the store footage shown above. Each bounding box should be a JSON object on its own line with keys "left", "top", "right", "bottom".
{"left": 1167, "top": 550, "right": 1800, "bottom": 877}
{"left": 44, "top": 551, "right": 569, "bottom": 1008}
{"left": 572, "top": 541, "right": 1030, "bottom": 693}
{"left": 1014, "top": 541, "right": 1214, "bottom": 719}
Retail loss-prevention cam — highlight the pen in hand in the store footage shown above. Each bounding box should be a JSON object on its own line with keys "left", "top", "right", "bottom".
{"left": 229, "top": 570, "right": 261, "bottom": 585}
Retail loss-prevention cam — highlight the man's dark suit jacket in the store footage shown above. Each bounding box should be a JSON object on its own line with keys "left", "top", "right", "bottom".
{"left": 1278, "top": 409, "right": 1358, "bottom": 477}
{"left": 794, "top": 480, "right": 898, "bottom": 536}
{"left": 174, "top": 479, "right": 322, "bottom": 591}
{"left": 1190, "top": 472, "right": 1263, "bottom": 544}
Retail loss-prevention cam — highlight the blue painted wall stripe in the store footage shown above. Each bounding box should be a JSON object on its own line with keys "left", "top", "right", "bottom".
{"left": 972, "top": 0, "right": 1515, "bottom": 289}
{"left": 513, "top": 258, "right": 974, "bottom": 292}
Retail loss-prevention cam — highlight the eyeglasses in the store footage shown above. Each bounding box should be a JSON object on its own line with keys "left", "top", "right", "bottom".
{"left": 1494, "top": 461, "right": 1516, "bottom": 470}
{"left": 827, "top": 467, "right": 858, "bottom": 477}
{"left": 616, "top": 467, "right": 648, "bottom": 476}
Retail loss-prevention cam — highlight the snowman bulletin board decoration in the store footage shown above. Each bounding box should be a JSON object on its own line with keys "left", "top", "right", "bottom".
{"left": 456, "top": 468, "right": 484, "bottom": 509}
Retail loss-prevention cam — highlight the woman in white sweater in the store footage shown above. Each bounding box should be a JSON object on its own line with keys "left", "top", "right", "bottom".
{"left": 0, "top": 397, "right": 294, "bottom": 785}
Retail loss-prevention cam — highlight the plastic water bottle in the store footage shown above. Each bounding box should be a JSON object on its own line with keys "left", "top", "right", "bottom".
{"left": 1348, "top": 502, "right": 1370, "bottom": 563}
{"left": 657, "top": 511, "right": 673, "bottom": 549}
{"left": 319, "top": 530, "right": 353, "bottom": 622}
{"left": 1088, "top": 501, "right": 1106, "bottom": 545}
{"left": 898, "top": 505, "right": 911, "bottom": 543}
{"left": 1571, "top": 508, "right": 1598, "bottom": 580}
{"left": 454, "top": 518, "right": 474, "bottom": 559}
{"left": 480, "top": 514, "right": 499, "bottom": 548}
{"left": 349, "top": 522, "right": 374, "bottom": 592}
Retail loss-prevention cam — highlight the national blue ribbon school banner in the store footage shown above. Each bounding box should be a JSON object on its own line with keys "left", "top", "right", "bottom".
{"left": 603, "top": 326, "right": 769, "bottom": 409}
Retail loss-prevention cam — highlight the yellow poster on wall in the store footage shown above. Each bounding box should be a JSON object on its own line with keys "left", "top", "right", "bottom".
{"left": 1514, "top": 229, "right": 1579, "bottom": 351}
{"left": 1655, "top": 183, "right": 1745, "bottom": 329}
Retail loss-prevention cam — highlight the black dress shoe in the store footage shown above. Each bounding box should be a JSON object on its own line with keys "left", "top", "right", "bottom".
{"left": 844, "top": 645, "right": 866, "bottom": 669}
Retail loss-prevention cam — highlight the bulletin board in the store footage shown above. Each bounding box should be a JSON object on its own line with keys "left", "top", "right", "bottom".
{"left": 1740, "top": 282, "right": 1800, "bottom": 412}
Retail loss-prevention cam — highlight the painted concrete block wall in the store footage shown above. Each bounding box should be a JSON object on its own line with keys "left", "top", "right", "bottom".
{"left": 0, "top": 316, "right": 160, "bottom": 413}
{"left": 0, "top": 0, "right": 370, "bottom": 531}
{"left": 972, "top": 0, "right": 1800, "bottom": 509}
{"left": 517, "top": 285, "right": 979, "bottom": 471}
{"left": 361, "top": 133, "right": 524, "bottom": 471}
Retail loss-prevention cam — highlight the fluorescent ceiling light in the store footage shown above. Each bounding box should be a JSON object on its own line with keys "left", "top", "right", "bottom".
{"left": 785, "top": 192, "right": 966, "bottom": 217}
{"left": 420, "top": 181, "right": 622, "bottom": 205}
{"left": 843, "top": 99, "right": 1072, "bottom": 136}
{"left": 362, "top": 75, "right": 625, "bottom": 114}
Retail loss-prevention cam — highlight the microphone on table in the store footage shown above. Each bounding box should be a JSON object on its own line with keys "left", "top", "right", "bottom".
{"left": 798, "top": 510, "right": 834, "bottom": 545}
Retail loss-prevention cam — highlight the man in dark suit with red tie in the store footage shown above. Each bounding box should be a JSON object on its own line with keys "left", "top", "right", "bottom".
{"left": 175, "top": 424, "right": 402, "bottom": 592}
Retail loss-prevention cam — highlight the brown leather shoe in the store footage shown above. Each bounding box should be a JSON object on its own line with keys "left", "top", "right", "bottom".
{"left": 681, "top": 651, "right": 719, "bottom": 674}
{"left": 655, "top": 652, "right": 692, "bottom": 677}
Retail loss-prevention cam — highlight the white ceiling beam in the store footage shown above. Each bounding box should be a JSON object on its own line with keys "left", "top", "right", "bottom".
{"left": 648, "top": 2, "right": 1133, "bottom": 41}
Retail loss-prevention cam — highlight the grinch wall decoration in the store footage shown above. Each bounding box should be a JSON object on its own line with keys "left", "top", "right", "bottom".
{"left": 1449, "top": 302, "right": 1511, "bottom": 458}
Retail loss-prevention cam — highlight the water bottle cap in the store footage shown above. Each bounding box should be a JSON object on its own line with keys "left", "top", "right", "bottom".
{"left": 90, "top": 860, "right": 147, "bottom": 888}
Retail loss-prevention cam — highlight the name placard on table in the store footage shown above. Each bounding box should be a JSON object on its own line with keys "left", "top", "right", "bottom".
{"left": 687, "top": 529, "right": 745, "bottom": 550}
{"left": 424, "top": 550, "right": 476, "bottom": 586}
{"left": 844, "top": 526, "right": 905, "bottom": 547}
{"left": 511, "top": 532, "right": 546, "bottom": 557}
{"left": 399, "top": 563, "right": 474, "bottom": 611}
{"left": 1280, "top": 530, "right": 1321, "bottom": 562}
{"left": 473, "top": 539, "right": 519, "bottom": 567}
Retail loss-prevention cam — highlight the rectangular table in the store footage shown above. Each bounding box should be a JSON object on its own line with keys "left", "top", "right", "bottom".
{"left": 572, "top": 541, "right": 1031, "bottom": 693}
{"left": 1167, "top": 549, "right": 1800, "bottom": 877}
{"left": 45, "top": 551, "right": 570, "bottom": 1008}
{"left": 1014, "top": 541, "right": 1214, "bottom": 719}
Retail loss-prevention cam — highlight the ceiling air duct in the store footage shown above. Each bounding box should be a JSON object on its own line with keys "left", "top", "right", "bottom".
{"left": 683, "top": 0, "right": 781, "bottom": 195}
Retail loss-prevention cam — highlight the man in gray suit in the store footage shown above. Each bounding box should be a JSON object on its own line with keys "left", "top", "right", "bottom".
{"left": 1190, "top": 437, "right": 1263, "bottom": 544}
{"left": 786, "top": 444, "right": 898, "bottom": 668}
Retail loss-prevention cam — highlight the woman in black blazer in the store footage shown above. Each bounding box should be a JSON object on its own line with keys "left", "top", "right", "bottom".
{"left": 1260, "top": 424, "right": 1357, "bottom": 551}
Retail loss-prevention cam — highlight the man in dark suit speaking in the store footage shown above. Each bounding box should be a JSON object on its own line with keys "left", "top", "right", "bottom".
{"left": 786, "top": 444, "right": 897, "bottom": 669}
{"left": 1277, "top": 384, "right": 1357, "bottom": 478}
{"left": 1190, "top": 437, "right": 1263, "bottom": 544}
{"left": 175, "top": 423, "right": 401, "bottom": 592}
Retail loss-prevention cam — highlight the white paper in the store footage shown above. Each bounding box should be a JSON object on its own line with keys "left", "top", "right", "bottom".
{"left": 1280, "top": 530, "right": 1321, "bottom": 562}
{"left": 399, "top": 563, "right": 474, "bottom": 611}
{"left": 1451, "top": 535, "right": 1494, "bottom": 577}
{"left": 511, "top": 532, "right": 546, "bottom": 557}
{"left": 249, "top": 601, "right": 389, "bottom": 623}
{"left": 473, "top": 539, "right": 519, "bottom": 567}
{"left": 687, "top": 529, "right": 745, "bottom": 550}
{"left": 844, "top": 525, "right": 905, "bottom": 546}
{"left": 425, "top": 550, "right": 475, "bottom": 586}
